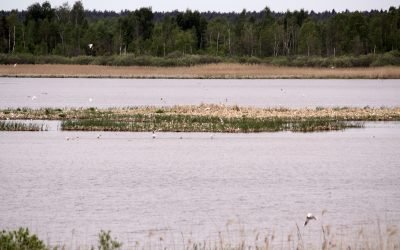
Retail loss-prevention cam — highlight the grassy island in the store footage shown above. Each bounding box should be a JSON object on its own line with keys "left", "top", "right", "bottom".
{"left": 1, "top": 105, "right": 399, "bottom": 133}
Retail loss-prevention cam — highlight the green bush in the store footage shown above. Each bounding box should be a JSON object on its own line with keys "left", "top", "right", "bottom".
{"left": 0, "top": 228, "right": 47, "bottom": 250}
{"left": 98, "top": 230, "right": 122, "bottom": 250}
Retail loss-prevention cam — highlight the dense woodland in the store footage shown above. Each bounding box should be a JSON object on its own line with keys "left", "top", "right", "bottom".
{"left": 0, "top": 1, "right": 400, "bottom": 59}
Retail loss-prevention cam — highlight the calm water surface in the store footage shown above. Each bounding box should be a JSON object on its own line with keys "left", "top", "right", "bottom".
{"left": 1, "top": 123, "right": 400, "bottom": 248}
{"left": 0, "top": 78, "right": 399, "bottom": 108}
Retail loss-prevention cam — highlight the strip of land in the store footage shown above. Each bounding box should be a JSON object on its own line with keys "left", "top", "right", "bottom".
{"left": 1, "top": 105, "right": 399, "bottom": 132}
{"left": 1, "top": 64, "right": 400, "bottom": 79}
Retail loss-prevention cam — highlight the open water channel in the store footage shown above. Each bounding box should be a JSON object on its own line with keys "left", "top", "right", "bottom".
{"left": 0, "top": 78, "right": 399, "bottom": 248}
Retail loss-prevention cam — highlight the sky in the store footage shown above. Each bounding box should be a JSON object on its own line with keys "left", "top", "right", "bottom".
{"left": 1, "top": 0, "right": 399, "bottom": 13}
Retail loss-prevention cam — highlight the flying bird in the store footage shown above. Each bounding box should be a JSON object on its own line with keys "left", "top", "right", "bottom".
{"left": 304, "top": 213, "right": 317, "bottom": 226}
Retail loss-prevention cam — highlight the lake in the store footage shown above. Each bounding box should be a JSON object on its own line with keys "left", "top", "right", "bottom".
{"left": 0, "top": 78, "right": 399, "bottom": 108}
{"left": 1, "top": 123, "right": 400, "bottom": 248}
{"left": 0, "top": 78, "right": 399, "bottom": 249}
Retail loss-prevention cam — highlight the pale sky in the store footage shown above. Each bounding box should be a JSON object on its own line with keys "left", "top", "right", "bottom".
{"left": 1, "top": 0, "right": 399, "bottom": 12}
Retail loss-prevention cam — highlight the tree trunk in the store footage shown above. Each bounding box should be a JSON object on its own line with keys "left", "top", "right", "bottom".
{"left": 216, "top": 32, "right": 220, "bottom": 55}
{"left": 22, "top": 28, "right": 25, "bottom": 49}
{"left": 12, "top": 26, "right": 15, "bottom": 53}
{"left": 8, "top": 30, "right": 11, "bottom": 53}
{"left": 228, "top": 28, "right": 231, "bottom": 55}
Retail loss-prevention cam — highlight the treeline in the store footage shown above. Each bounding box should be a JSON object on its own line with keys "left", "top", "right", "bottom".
{"left": 0, "top": 2, "right": 400, "bottom": 59}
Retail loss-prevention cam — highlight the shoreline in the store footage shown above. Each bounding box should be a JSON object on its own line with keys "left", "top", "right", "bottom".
{"left": 1, "top": 64, "right": 400, "bottom": 79}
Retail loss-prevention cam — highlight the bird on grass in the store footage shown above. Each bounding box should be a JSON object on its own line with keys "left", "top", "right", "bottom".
{"left": 304, "top": 213, "right": 317, "bottom": 226}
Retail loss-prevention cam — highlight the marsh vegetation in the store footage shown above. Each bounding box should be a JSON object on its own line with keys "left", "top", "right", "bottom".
{"left": 1, "top": 222, "right": 399, "bottom": 250}
{"left": 0, "top": 120, "right": 47, "bottom": 131}
{"left": 1, "top": 105, "right": 399, "bottom": 132}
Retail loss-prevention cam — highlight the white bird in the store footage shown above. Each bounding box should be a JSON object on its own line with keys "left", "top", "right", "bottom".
{"left": 304, "top": 213, "right": 317, "bottom": 226}
{"left": 88, "top": 44, "right": 93, "bottom": 49}
{"left": 88, "top": 98, "right": 93, "bottom": 102}
{"left": 13, "top": 63, "right": 17, "bottom": 67}
{"left": 31, "top": 95, "right": 37, "bottom": 100}
{"left": 97, "top": 134, "right": 101, "bottom": 139}
{"left": 152, "top": 131, "right": 156, "bottom": 139}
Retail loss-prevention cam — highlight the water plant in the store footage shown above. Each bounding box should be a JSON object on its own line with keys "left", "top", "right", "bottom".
{"left": 0, "top": 121, "right": 47, "bottom": 131}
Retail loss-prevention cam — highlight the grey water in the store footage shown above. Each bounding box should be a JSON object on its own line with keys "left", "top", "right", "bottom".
{"left": 1, "top": 122, "right": 400, "bottom": 248}
{"left": 1, "top": 78, "right": 399, "bottom": 108}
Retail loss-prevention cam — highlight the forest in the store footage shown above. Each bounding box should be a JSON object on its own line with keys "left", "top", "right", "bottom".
{"left": 0, "top": 1, "right": 400, "bottom": 67}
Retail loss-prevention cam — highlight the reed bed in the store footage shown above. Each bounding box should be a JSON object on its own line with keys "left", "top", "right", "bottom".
{"left": 0, "top": 120, "right": 47, "bottom": 131}
{"left": 1, "top": 64, "right": 400, "bottom": 79}
{"left": 1, "top": 105, "right": 399, "bottom": 132}
{"left": 1, "top": 222, "right": 399, "bottom": 250}
{"left": 59, "top": 115, "right": 362, "bottom": 132}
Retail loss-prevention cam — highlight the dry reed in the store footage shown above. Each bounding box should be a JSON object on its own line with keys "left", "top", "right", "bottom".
{"left": 1, "top": 64, "right": 400, "bottom": 79}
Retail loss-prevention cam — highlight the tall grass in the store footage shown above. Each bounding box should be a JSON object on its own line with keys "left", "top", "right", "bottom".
{"left": 0, "top": 121, "right": 47, "bottom": 131}
{"left": 60, "top": 114, "right": 363, "bottom": 133}
{"left": 2, "top": 222, "right": 399, "bottom": 250}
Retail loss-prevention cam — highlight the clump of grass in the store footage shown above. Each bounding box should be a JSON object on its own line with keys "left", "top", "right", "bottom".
{"left": 0, "top": 121, "right": 47, "bottom": 131}
{"left": 98, "top": 230, "right": 122, "bottom": 250}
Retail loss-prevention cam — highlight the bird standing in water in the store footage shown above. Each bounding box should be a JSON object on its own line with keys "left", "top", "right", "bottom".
{"left": 304, "top": 213, "right": 317, "bottom": 226}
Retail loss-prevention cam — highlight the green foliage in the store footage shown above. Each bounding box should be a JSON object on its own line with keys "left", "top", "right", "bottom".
{"left": 0, "top": 3, "right": 400, "bottom": 64}
{"left": 0, "top": 228, "right": 47, "bottom": 250}
{"left": 98, "top": 230, "right": 122, "bottom": 250}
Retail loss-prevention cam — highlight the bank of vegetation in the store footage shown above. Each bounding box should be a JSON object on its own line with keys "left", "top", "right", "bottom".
{"left": 1, "top": 3, "right": 400, "bottom": 67}
{"left": 1, "top": 105, "right": 399, "bottom": 133}
{"left": 1, "top": 224, "right": 399, "bottom": 250}
{"left": 1, "top": 52, "right": 400, "bottom": 68}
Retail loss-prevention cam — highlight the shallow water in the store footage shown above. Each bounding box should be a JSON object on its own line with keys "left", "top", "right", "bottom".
{"left": 1, "top": 122, "right": 399, "bottom": 248}
{"left": 1, "top": 78, "right": 399, "bottom": 108}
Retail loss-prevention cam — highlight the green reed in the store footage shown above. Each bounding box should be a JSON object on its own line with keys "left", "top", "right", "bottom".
{"left": 0, "top": 121, "right": 47, "bottom": 131}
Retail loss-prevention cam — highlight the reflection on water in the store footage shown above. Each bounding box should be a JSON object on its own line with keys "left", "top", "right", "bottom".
{"left": 1, "top": 78, "right": 399, "bottom": 108}
{"left": 0, "top": 122, "right": 399, "bottom": 247}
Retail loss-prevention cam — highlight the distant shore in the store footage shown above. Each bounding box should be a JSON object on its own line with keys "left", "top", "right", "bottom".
{"left": 1, "top": 64, "right": 400, "bottom": 79}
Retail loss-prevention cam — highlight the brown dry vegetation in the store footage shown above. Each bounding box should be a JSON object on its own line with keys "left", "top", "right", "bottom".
{"left": 1, "top": 105, "right": 399, "bottom": 121}
{"left": 1, "top": 64, "right": 400, "bottom": 79}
